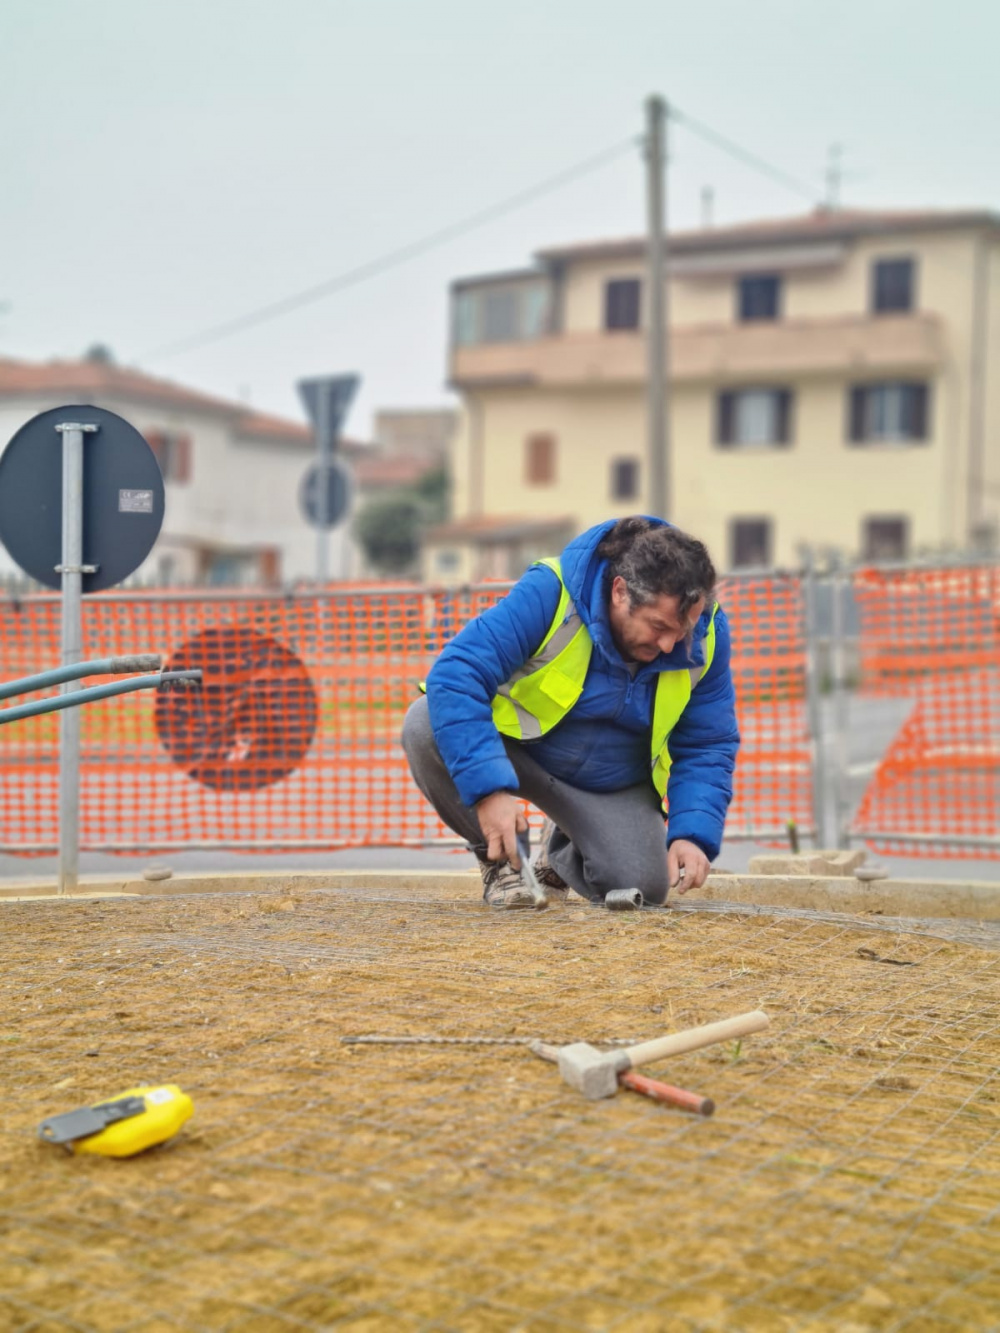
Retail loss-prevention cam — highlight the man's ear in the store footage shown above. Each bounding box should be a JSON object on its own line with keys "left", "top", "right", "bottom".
{"left": 611, "top": 575, "right": 628, "bottom": 608}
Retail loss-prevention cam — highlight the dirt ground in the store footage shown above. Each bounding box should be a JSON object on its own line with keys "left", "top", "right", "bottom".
{"left": 2, "top": 884, "right": 999, "bottom": 1332}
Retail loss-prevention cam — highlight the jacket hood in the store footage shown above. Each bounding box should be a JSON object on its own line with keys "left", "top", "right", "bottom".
{"left": 558, "top": 518, "right": 712, "bottom": 671}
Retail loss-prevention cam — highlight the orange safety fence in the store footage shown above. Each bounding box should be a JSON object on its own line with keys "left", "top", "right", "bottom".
{"left": 0, "top": 577, "right": 812, "bottom": 855}
{"left": 850, "top": 563, "right": 1000, "bottom": 859}
{"left": 718, "top": 572, "right": 814, "bottom": 843}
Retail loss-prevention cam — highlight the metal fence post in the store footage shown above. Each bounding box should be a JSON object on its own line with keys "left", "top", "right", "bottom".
{"left": 54, "top": 421, "right": 98, "bottom": 894}
{"left": 801, "top": 548, "right": 828, "bottom": 848}
{"left": 830, "top": 555, "right": 851, "bottom": 850}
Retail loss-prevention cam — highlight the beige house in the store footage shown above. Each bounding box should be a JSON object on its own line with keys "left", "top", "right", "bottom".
{"left": 430, "top": 207, "right": 1000, "bottom": 579}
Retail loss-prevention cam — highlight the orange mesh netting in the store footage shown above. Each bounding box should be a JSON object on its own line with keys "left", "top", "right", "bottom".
{"left": 719, "top": 573, "right": 814, "bottom": 843}
{"left": 850, "top": 565, "right": 1000, "bottom": 859}
{"left": 0, "top": 578, "right": 812, "bottom": 855}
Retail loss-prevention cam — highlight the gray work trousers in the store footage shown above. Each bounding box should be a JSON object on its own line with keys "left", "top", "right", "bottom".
{"left": 401, "top": 696, "right": 671, "bottom": 904}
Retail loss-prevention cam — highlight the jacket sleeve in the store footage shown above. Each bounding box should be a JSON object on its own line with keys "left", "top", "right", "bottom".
{"left": 663, "top": 605, "right": 740, "bottom": 862}
{"left": 424, "top": 564, "right": 562, "bottom": 807}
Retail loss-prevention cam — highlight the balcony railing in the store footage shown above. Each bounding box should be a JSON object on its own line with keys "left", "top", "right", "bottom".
{"left": 450, "top": 313, "right": 944, "bottom": 387}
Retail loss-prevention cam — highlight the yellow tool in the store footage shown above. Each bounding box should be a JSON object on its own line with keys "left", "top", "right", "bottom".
{"left": 38, "top": 1084, "right": 193, "bottom": 1157}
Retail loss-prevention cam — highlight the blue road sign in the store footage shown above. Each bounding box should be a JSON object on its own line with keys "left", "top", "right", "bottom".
{"left": 0, "top": 404, "right": 164, "bottom": 592}
{"left": 299, "top": 459, "right": 352, "bottom": 529}
{"left": 297, "top": 374, "right": 359, "bottom": 451}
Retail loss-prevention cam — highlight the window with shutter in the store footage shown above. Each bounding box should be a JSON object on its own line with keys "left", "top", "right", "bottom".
{"left": 604, "top": 279, "right": 641, "bottom": 331}
{"left": 525, "top": 434, "right": 556, "bottom": 485}
{"left": 863, "top": 516, "right": 908, "bottom": 561}
{"left": 846, "top": 382, "right": 931, "bottom": 444}
{"left": 730, "top": 518, "right": 773, "bottom": 569}
{"left": 716, "top": 389, "right": 793, "bottom": 447}
{"left": 737, "top": 275, "right": 781, "bottom": 322}
{"left": 143, "top": 429, "right": 193, "bottom": 482}
{"left": 872, "top": 258, "right": 915, "bottom": 314}
{"left": 610, "top": 457, "right": 639, "bottom": 500}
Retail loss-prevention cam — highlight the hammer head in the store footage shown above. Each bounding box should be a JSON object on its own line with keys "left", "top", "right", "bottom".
{"left": 556, "top": 1042, "right": 631, "bottom": 1100}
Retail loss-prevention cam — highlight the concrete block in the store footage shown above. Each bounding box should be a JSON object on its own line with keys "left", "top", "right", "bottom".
{"left": 747, "top": 850, "right": 868, "bottom": 877}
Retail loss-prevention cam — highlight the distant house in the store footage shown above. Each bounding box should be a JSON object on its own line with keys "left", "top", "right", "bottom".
{"left": 348, "top": 407, "right": 458, "bottom": 577}
{"left": 372, "top": 407, "right": 456, "bottom": 466}
{"left": 444, "top": 207, "right": 1000, "bottom": 574}
{"left": 0, "top": 354, "right": 355, "bottom": 586}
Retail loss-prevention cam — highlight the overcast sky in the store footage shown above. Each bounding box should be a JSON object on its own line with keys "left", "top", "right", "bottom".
{"left": 1, "top": 0, "right": 997, "bottom": 439}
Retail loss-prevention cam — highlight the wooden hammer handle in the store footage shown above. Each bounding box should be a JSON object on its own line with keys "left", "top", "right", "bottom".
{"left": 623, "top": 1009, "right": 769, "bottom": 1070}
{"left": 530, "top": 1042, "right": 713, "bottom": 1116}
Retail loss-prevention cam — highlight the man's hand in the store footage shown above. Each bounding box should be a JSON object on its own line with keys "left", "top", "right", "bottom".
{"left": 667, "top": 839, "right": 711, "bottom": 894}
{"left": 475, "top": 791, "right": 528, "bottom": 868}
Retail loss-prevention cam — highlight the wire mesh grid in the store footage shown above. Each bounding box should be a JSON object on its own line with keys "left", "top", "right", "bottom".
{"left": 3, "top": 886, "right": 999, "bottom": 1332}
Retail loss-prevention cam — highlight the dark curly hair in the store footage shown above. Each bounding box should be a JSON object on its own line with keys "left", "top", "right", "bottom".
{"left": 597, "top": 517, "right": 716, "bottom": 618}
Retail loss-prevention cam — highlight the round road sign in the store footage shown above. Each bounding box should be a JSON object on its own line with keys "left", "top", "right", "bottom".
{"left": 299, "top": 459, "right": 351, "bottom": 529}
{"left": 0, "top": 404, "right": 165, "bottom": 592}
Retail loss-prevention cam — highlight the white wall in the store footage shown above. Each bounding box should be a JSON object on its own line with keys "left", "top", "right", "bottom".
{"left": 0, "top": 394, "right": 356, "bottom": 585}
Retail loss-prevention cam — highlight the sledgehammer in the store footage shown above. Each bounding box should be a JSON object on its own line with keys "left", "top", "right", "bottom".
{"left": 531, "top": 1009, "right": 769, "bottom": 1101}
{"left": 531, "top": 1042, "right": 715, "bottom": 1115}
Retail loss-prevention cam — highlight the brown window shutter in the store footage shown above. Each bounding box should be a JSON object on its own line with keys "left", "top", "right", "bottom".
{"left": 175, "top": 434, "right": 192, "bottom": 483}
{"left": 146, "top": 430, "right": 165, "bottom": 468}
{"left": 260, "top": 549, "right": 280, "bottom": 586}
{"left": 526, "top": 434, "right": 556, "bottom": 484}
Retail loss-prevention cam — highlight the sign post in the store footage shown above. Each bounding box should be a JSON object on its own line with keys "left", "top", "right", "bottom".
{"left": 55, "top": 422, "right": 97, "bottom": 893}
{"left": 0, "top": 404, "right": 165, "bottom": 892}
{"left": 297, "top": 374, "right": 359, "bottom": 583}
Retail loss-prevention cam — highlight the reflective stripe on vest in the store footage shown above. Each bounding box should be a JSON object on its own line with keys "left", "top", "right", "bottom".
{"left": 491, "top": 558, "right": 592, "bottom": 740}
{"left": 492, "top": 557, "right": 718, "bottom": 810}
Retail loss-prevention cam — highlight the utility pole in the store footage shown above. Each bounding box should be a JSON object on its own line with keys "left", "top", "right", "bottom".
{"left": 645, "top": 94, "right": 669, "bottom": 520}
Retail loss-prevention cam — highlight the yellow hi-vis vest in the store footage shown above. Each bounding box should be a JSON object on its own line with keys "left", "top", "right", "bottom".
{"left": 491, "top": 557, "right": 718, "bottom": 812}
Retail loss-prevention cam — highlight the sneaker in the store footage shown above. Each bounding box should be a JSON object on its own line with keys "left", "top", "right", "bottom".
{"left": 533, "top": 819, "right": 571, "bottom": 900}
{"left": 478, "top": 857, "right": 540, "bottom": 909}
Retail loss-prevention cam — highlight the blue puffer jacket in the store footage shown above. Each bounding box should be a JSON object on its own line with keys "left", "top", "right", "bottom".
{"left": 425, "top": 518, "right": 740, "bottom": 859}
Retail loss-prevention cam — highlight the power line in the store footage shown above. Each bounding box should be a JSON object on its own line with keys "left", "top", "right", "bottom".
{"left": 671, "top": 106, "right": 822, "bottom": 205}
{"left": 141, "top": 108, "right": 826, "bottom": 362}
{"left": 140, "top": 137, "right": 638, "bottom": 360}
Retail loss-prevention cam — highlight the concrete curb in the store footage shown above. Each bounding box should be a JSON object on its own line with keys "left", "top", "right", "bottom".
{"left": 695, "top": 873, "right": 1000, "bottom": 921}
{"left": 1, "top": 868, "right": 999, "bottom": 920}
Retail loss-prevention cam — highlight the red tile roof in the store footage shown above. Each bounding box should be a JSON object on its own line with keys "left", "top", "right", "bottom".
{"left": 0, "top": 355, "right": 322, "bottom": 445}
{"left": 534, "top": 207, "right": 1000, "bottom": 264}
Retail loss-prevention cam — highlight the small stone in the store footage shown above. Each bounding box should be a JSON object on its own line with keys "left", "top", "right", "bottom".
{"left": 854, "top": 865, "right": 890, "bottom": 882}
{"left": 143, "top": 864, "right": 173, "bottom": 882}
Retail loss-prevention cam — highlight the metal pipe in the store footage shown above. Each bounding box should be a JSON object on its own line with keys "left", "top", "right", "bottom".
{"left": 830, "top": 559, "right": 851, "bottom": 849}
{"left": 801, "top": 548, "right": 828, "bottom": 848}
{"left": 0, "top": 671, "right": 201, "bottom": 726}
{"left": 0, "top": 655, "right": 162, "bottom": 701}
